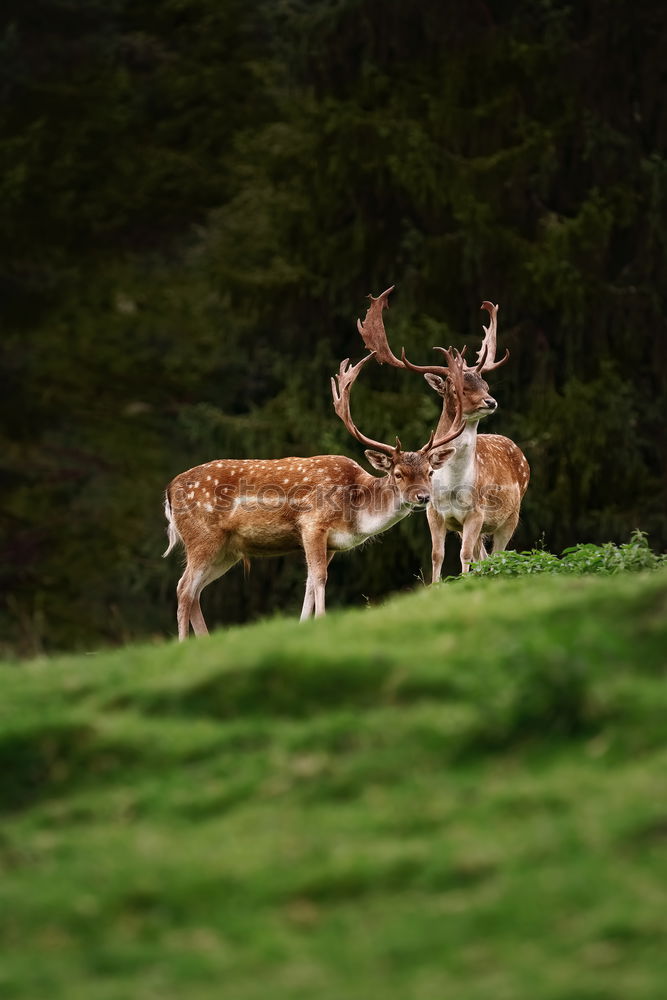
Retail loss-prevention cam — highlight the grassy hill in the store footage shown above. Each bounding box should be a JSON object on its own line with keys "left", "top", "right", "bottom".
{"left": 1, "top": 570, "right": 666, "bottom": 999}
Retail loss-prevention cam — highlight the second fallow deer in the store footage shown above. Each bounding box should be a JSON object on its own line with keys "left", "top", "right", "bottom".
{"left": 357, "top": 287, "right": 530, "bottom": 579}
{"left": 163, "top": 350, "right": 465, "bottom": 638}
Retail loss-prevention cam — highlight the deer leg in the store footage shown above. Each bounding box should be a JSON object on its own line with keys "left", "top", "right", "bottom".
{"left": 427, "top": 505, "right": 447, "bottom": 583}
{"left": 490, "top": 513, "right": 519, "bottom": 554}
{"left": 189, "top": 596, "right": 209, "bottom": 637}
{"left": 473, "top": 538, "right": 489, "bottom": 561}
{"left": 177, "top": 563, "right": 205, "bottom": 641}
{"left": 300, "top": 578, "right": 315, "bottom": 622}
{"left": 177, "top": 553, "right": 240, "bottom": 640}
{"left": 301, "top": 531, "right": 330, "bottom": 619}
{"left": 460, "top": 512, "right": 485, "bottom": 574}
{"left": 301, "top": 552, "right": 334, "bottom": 621}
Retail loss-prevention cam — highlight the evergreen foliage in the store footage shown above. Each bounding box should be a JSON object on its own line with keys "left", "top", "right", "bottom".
{"left": 2, "top": 0, "right": 666, "bottom": 652}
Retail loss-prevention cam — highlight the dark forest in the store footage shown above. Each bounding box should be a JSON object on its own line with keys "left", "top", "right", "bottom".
{"left": 2, "top": 0, "right": 666, "bottom": 654}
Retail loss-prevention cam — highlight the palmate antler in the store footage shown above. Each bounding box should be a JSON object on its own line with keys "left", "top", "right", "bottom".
{"left": 331, "top": 349, "right": 466, "bottom": 456}
{"left": 356, "top": 285, "right": 405, "bottom": 367}
{"left": 475, "top": 301, "right": 509, "bottom": 374}
{"left": 342, "top": 285, "right": 470, "bottom": 451}
{"left": 331, "top": 354, "right": 399, "bottom": 456}
{"left": 358, "top": 288, "right": 508, "bottom": 379}
{"left": 331, "top": 285, "right": 469, "bottom": 457}
{"left": 356, "top": 282, "right": 454, "bottom": 378}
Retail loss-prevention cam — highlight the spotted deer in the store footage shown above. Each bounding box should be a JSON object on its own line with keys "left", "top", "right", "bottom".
{"left": 357, "top": 286, "right": 530, "bottom": 579}
{"left": 163, "top": 349, "right": 465, "bottom": 638}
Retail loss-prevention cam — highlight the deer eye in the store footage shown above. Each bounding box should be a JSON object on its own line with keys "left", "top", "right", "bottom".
{"left": 394, "top": 471, "right": 403, "bottom": 481}
{"left": 429, "top": 470, "right": 434, "bottom": 477}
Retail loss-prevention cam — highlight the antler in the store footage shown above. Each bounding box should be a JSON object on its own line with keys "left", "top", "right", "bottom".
{"left": 475, "top": 301, "right": 509, "bottom": 374}
{"left": 400, "top": 343, "right": 467, "bottom": 378}
{"left": 399, "top": 301, "right": 508, "bottom": 377}
{"left": 331, "top": 353, "right": 398, "bottom": 456}
{"left": 420, "top": 348, "right": 467, "bottom": 450}
{"left": 356, "top": 285, "right": 405, "bottom": 367}
{"left": 356, "top": 285, "right": 480, "bottom": 385}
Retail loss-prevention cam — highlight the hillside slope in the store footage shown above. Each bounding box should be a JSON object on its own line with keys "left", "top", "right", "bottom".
{"left": 1, "top": 571, "right": 666, "bottom": 999}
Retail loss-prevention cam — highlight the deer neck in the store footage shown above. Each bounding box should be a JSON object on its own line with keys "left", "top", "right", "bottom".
{"left": 431, "top": 407, "right": 480, "bottom": 502}
{"left": 355, "top": 472, "right": 412, "bottom": 533}
{"left": 328, "top": 470, "right": 412, "bottom": 550}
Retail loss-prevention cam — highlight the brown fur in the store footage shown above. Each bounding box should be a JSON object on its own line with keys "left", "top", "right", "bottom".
{"left": 426, "top": 374, "right": 530, "bottom": 578}
{"left": 354, "top": 288, "right": 529, "bottom": 578}
{"left": 164, "top": 446, "right": 454, "bottom": 639}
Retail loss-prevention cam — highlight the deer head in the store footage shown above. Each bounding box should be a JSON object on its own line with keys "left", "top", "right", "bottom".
{"left": 357, "top": 291, "right": 506, "bottom": 424}
{"left": 355, "top": 286, "right": 528, "bottom": 586}
{"left": 331, "top": 347, "right": 466, "bottom": 508}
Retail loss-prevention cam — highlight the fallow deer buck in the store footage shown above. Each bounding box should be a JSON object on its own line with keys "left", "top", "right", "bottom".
{"left": 163, "top": 347, "right": 466, "bottom": 638}
{"left": 357, "top": 286, "right": 530, "bottom": 580}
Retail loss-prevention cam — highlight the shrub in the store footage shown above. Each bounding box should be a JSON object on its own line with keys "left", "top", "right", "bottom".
{"left": 464, "top": 530, "right": 666, "bottom": 579}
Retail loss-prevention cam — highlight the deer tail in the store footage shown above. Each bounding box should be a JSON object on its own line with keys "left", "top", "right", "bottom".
{"left": 162, "top": 488, "right": 183, "bottom": 557}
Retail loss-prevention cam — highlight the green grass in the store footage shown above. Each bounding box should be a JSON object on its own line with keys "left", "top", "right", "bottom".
{"left": 1, "top": 570, "right": 666, "bottom": 999}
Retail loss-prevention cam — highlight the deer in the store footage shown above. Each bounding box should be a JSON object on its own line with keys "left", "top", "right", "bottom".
{"left": 357, "top": 286, "right": 530, "bottom": 580}
{"left": 163, "top": 344, "right": 466, "bottom": 639}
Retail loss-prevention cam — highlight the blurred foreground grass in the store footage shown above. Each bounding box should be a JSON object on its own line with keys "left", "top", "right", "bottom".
{"left": 1, "top": 571, "right": 666, "bottom": 999}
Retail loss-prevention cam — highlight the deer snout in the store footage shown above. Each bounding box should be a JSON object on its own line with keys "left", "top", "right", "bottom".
{"left": 414, "top": 491, "right": 431, "bottom": 505}
{"left": 484, "top": 397, "right": 497, "bottom": 410}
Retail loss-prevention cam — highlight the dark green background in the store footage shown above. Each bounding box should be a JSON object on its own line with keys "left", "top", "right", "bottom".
{"left": 2, "top": 0, "right": 666, "bottom": 654}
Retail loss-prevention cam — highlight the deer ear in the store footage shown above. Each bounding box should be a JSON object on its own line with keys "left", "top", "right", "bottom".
{"left": 364, "top": 449, "right": 393, "bottom": 471}
{"left": 424, "top": 373, "right": 447, "bottom": 395}
{"left": 428, "top": 445, "right": 456, "bottom": 469}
